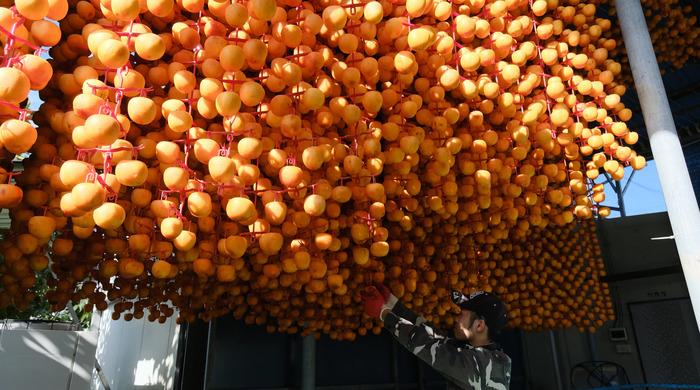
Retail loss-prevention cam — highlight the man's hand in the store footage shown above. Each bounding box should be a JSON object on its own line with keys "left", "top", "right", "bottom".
{"left": 361, "top": 286, "right": 386, "bottom": 319}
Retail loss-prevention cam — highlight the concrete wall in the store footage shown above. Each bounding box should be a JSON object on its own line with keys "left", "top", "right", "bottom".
{"left": 596, "top": 212, "right": 680, "bottom": 275}
{"left": 521, "top": 331, "right": 561, "bottom": 390}
{"left": 202, "top": 315, "right": 529, "bottom": 390}
{"left": 591, "top": 273, "right": 694, "bottom": 384}
{"left": 524, "top": 273, "right": 695, "bottom": 389}
{"left": 92, "top": 307, "right": 180, "bottom": 390}
{"left": 522, "top": 212, "right": 700, "bottom": 389}
{"left": 0, "top": 307, "right": 179, "bottom": 390}
{"left": 0, "top": 325, "right": 97, "bottom": 390}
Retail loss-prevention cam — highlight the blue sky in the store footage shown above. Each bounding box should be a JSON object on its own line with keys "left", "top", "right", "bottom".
{"left": 597, "top": 159, "right": 668, "bottom": 218}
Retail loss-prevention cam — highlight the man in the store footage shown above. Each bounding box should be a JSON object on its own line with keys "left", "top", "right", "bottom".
{"left": 362, "top": 285, "right": 511, "bottom": 390}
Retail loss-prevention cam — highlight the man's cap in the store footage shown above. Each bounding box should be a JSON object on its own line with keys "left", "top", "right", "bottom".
{"left": 451, "top": 290, "right": 508, "bottom": 334}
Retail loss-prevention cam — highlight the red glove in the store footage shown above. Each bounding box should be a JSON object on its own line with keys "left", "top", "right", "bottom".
{"left": 374, "top": 283, "right": 391, "bottom": 301}
{"left": 361, "top": 286, "right": 386, "bottom": 319}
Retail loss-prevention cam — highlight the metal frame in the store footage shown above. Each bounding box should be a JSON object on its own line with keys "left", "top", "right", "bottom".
{"left": 569, "top": 360, "right": 631, "bottom": 389}
{"left": 597, "top": 169, "right": 637, "bottom": 218}
{"left": 550, "top": 331, "right": 564, "bottom": 390}
{"left": 602, "top": 265, "right": 682, "bottom": 283}
{"left": 301, "top": 335, "right": 315, "bottom": 390}
{"left": 174, "top": 320, "right": 527, "bottom": 390}
{"left": 204, "top": 320, "right": 216, "bottom": 390}
{"left": 193, "top": 381, "right": 450, "bottom": 390}
{"left": 174, "top": 321, "right": 210, "bottom": 390}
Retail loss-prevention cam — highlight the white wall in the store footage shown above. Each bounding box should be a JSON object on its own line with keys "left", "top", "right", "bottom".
{"left": 92, "top": 307, "right": 180, "bottom": 390}
{"left": 0, "top": 326, "right": 98, "bottom": 390}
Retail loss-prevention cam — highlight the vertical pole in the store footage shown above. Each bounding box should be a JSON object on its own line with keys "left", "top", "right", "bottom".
{"left": 549, "top": 331, "right": 563, "bottom": 390}
{"left": 173, "top": 323, "right": 189, "bottom": 390}
{"left": 603, "top": 172, "right": 626, "bottom": 217}
{"left": 391, "top": 340, "right": 400, "bottom": 390}
{"left": 520, "top": 330, "right": 532, "bottom": 390}
{"left": 417, "top": 361, "right": 426, "bottom": 390}
{"left": 202, "top": 321, "right": 214, "bottom": 390}
{"left": 616, "top": 0, "right": 700, "bottom": 331}
{"left": 301, "top": 335, "right": 315, "bottom": 390}
{"left": 66, "top": 303, "right": 81, "bottom": 329}
{"left": 587, "top": 333, "right": 598, "bottom": 362}
{"left": 614, "top": 180, "right": 626, "bottom": 217}
{"left": 90, "top": 306, "right": 102, "bottom": 332}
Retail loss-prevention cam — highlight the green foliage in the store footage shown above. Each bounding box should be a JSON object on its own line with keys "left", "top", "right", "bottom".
{"left": 0, "top": 270, "right": 92, "bottom": 329}
{"left": 0, "top": 228, "right": 92, "bottom": 329}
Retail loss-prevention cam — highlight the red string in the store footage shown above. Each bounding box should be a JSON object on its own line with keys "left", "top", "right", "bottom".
{"left": 93, "top": 172, "right": 118, "bottom": 196}
{"left": 87, "top": 82, "right": 154, "bottom": 94}
{"left": 76, "top": 144, "right": 145, "bottom": 155}
{"left": 1, "top": 8, "right": 24, "bottom": 67}
{"left": 0, "top": 22, "right": 41, "bottom": 54}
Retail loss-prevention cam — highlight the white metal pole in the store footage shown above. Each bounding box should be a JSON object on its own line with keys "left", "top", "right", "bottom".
{"left": 616, "top": 0, "right": 700, "bottom": 330}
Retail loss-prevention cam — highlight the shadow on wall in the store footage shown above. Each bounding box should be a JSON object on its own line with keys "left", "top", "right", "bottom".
{"left": 92, "top": 304, "right": 180, "bottom": 390}
{"left": 0, "top": 326, "right": 97, "bottom": 390}
{"left": 24, "top": 330, "right": 94, "bottom": 380}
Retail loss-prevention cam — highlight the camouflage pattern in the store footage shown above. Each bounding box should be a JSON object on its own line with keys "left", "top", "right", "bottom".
{"left": 382, "top": 302, "right": 512, "bottom": 390}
